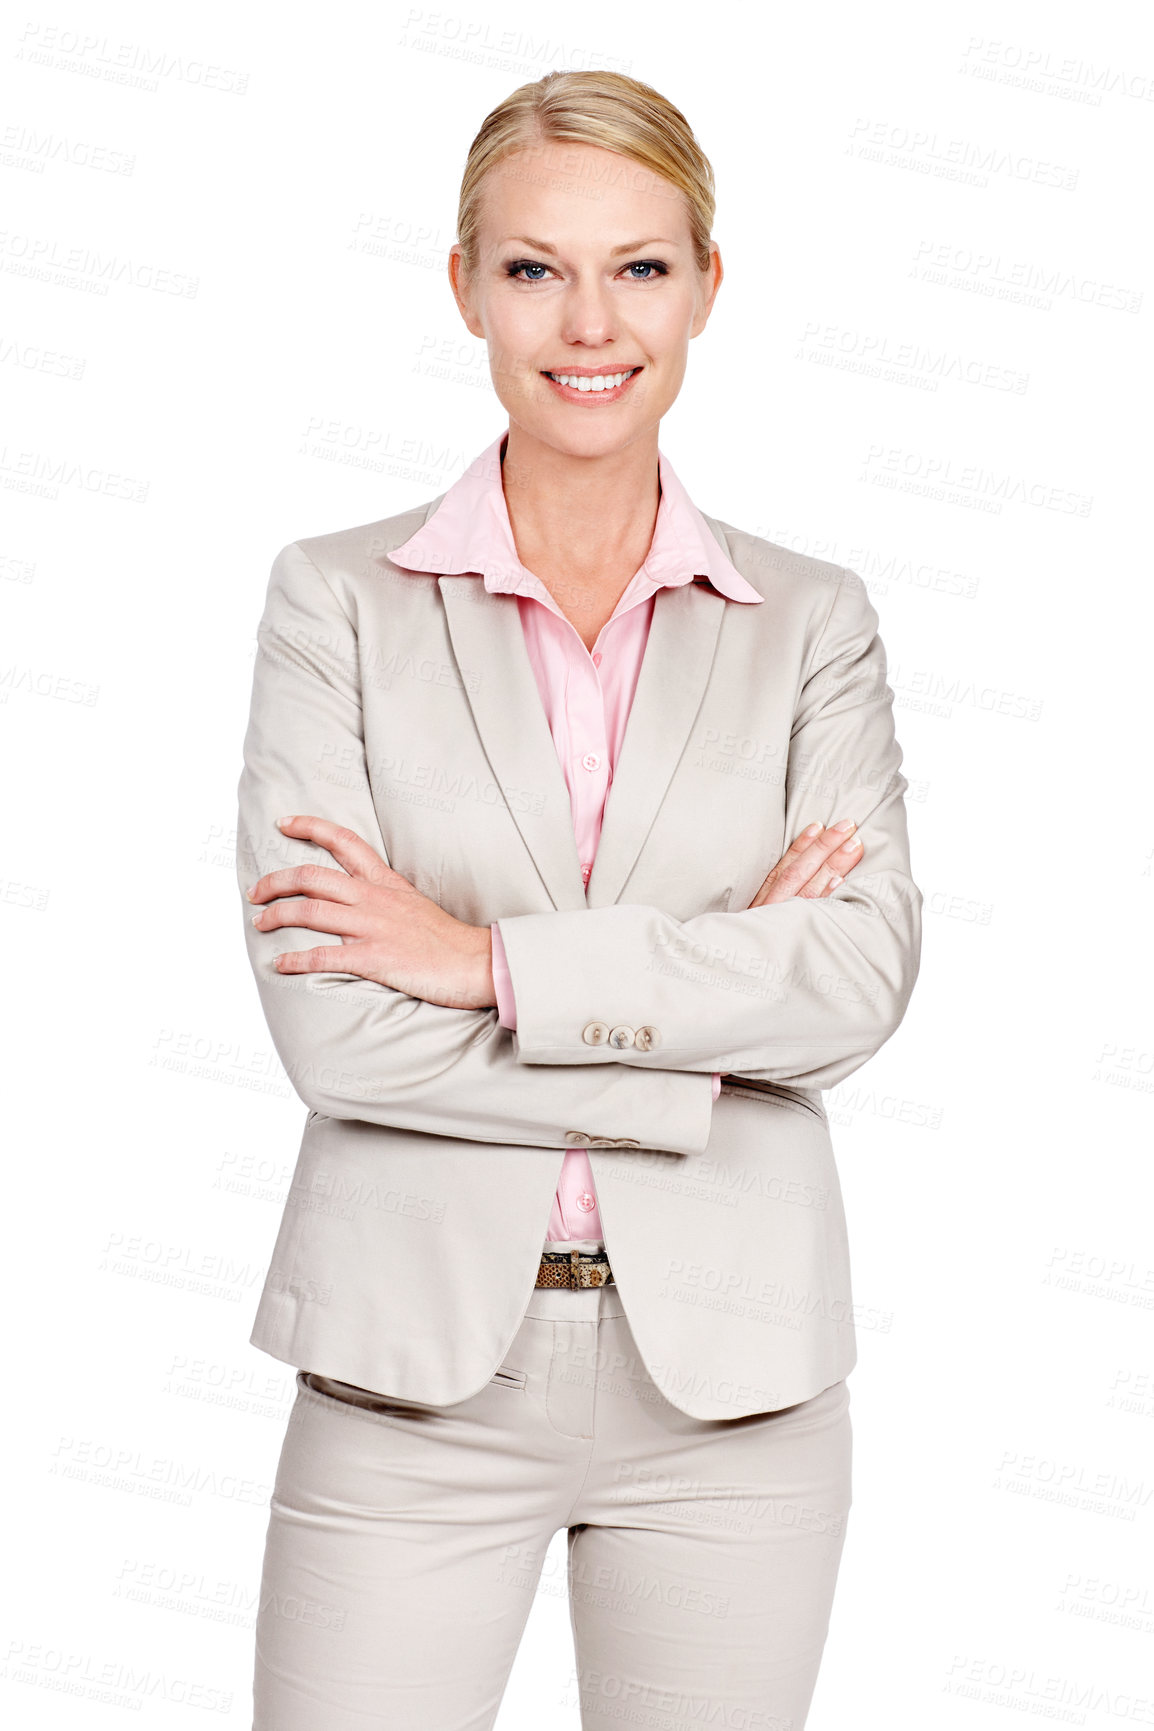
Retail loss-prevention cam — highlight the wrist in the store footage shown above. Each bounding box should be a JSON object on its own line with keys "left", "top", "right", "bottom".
{"left": 467, "top": 924, "right": 497, "bottom": 1010}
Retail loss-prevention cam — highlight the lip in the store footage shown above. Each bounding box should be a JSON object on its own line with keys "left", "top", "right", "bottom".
{"left": 540, "top": 365, "right": 642, "bottom": 404}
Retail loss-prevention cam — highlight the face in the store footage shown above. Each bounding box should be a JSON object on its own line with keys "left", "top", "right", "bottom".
{"left": 449, "top": 140, "right": 723, "bottom": 460}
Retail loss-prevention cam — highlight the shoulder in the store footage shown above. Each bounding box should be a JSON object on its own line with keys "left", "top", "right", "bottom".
{"left": 286, "top": 492, "right": 445, "bottom": 585}
{"left": 261, "top": 491, "right": 452, "bottom": 626}
{"left": 700, "top": 510, "right": 873, "bottom": 632}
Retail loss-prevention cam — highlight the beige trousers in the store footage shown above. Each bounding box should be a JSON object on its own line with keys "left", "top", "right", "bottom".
{"left": 252, "top": 1246, "right": 852, "bottom": 1730}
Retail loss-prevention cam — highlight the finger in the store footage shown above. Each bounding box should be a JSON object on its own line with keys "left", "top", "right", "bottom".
{"left": 247, "top": 861, "right": 361, "bottom": 907}
{"left": 272, "top": 940, "right": 400, "bottom": 987}
{"left": 796, "top": 833, "right": 865, "bottom": 899}
{"left": 272, "top": 942, "right": 350, "bottom": 975}
{"left": 750, "top": 822, "right": 857, "bottom": 906}
{"left": 784, "top": 821, "right": 827, "bottom": 858}
{"left": 252, "top": 896, "right": 365, "bottom": 938}
{"left": 747, "top": 823, "right": 859, "bottom": 908}
{"left": 275, "top": 815, "right": 394, "bottom": 884}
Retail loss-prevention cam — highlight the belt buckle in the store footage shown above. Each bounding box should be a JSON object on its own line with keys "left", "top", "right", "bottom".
{"left": 536, "top": 1247, "right": 610, "bottom": 1289}
{"left": 574, "top": 1249, "right": 610, "bottom": 1289}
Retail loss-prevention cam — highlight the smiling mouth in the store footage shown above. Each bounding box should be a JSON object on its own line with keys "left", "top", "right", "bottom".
{"left": 541, "top": 367, "right": 642, "bottom": 394}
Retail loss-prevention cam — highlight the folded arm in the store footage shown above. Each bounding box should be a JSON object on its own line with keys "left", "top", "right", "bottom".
{"left": 235, "top": 541, "right": 715, "bottom": 1155}
{"left": 494, "top": 567, "right": 922, "bottom": 1092}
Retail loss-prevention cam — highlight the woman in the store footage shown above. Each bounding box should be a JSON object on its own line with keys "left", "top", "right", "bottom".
{"left": 238, "top": 68, "right": 922, "bottom": 1731}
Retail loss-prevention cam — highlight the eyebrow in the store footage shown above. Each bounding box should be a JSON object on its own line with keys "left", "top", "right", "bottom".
{"left": 503, "top": 236, "right": 676, "bottom": 257}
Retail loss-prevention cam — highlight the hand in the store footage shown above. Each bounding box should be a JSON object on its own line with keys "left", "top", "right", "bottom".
{"left": 245, "top": 815, "right": 496, "bottom": 1011}
{"left": 745, "top": 819, "right": 864, "bottom": 909}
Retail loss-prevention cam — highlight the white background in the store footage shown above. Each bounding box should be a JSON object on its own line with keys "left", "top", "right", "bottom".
{"left": 3, "top": 0, "right": 1153, "bottom": 1725}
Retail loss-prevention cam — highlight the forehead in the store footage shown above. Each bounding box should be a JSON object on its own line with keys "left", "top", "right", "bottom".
{"left": 479, "top": 141, "right": 689, "bottom": 241}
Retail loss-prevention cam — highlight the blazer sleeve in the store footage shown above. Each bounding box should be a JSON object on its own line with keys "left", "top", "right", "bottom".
{"left": 491, "top": 922, "right": 723, "bottom": 1100}
{"left": 235, "top": 541, "right": 715, "bottom": 1155}
{"left": 495, "top": 566, "right": 923, "bottom": 1092}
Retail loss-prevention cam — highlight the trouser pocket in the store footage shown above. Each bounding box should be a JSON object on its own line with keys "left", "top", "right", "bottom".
{"left": 298, "top": 1371, "right": 434, "bottom": 1417}
{"left": 489, "top": 1366, "right": 527, "bottom": 1390}
{"left": 298, "top": 1366, "right": 527, "bottom": 1415}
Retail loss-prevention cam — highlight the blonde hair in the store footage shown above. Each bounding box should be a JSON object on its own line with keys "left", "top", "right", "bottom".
{"left": 455, "top": 69, "right": 716, "bottom": 278}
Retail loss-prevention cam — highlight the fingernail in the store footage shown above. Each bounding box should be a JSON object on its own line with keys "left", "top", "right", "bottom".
{"left": 277, "top": 815, "right": 295, "bottom": 827}
{"left": 250, "top": 912, "right": 263, "bottom": 925}
{"left": 828, "top": 874, "right": 843, "bottom": 889}
{"left": 832, "top": 819, "right": 856, "bottom": 832}
{"left": 802, "top": 822, "right": 823, "bottom": 838}
{"left": 845, "top": 836, "right": 862, "bottom": 851}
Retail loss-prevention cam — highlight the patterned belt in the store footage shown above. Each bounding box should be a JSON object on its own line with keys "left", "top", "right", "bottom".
{"left": 535, "top": 1248, "right": 614, "bottom": 1289}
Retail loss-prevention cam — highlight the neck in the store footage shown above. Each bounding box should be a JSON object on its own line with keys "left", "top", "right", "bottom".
{"left": 499, "top": 424, "right": 662, "bottom": 591}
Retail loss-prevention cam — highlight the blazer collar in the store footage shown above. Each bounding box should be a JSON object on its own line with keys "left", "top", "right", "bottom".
{"left": 386, "top": 431, "right": 761, "bottom": 911}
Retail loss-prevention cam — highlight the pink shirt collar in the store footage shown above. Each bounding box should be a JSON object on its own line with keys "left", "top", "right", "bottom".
{"left": 390, "top": 429, "right": 763, "bottom": 605}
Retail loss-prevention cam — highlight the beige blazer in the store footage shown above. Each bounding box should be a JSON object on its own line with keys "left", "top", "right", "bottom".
{"left": 235, "top": 490, "right": 922, "bottom": 1420}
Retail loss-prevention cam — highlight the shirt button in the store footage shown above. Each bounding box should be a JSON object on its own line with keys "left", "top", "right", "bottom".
{"left": 576, "top": 1192, "right": 596, "bottom": 1212}
{"left": 592, "top": 651, "right": 602, "bottom": 667}
{"left": 580, "top": 863, "right": 592, "bottom": 882}
{"left": 580, "top": 752, "right": 602, "bottom": 772}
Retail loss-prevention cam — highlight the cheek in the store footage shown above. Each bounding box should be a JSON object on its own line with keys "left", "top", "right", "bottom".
{"left": 487, "top": 292, "right": 556, "bottom": 355}
{"left": 643, "top": 287, "right": 698, "bottom": 346}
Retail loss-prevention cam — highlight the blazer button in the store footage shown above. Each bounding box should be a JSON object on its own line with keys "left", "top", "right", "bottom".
{"left": 634, "top": 1025, "right": 661, "bottom": 1052}
{"left": 582, "top": 1021, "right": 610, "bottom": 1046}
{"left": 608, "top": 1026, "right": 635, "bottom": 1048}
{"left": 564, "top": 1131, "right": 591, "bottom": 1147}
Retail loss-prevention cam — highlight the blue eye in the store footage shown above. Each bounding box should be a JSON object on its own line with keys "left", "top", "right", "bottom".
{"left": 504, "top": 259, "right": 669, "bottom": 283}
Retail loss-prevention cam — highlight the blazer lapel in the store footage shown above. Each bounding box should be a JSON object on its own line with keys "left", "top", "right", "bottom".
{"left": 437, "top": 571, "right": 727, "bottom": 912}
{"left": 586, "top": 580, "right": 726, "bottom": 907}
{"left": 437, "top": 574, "right": 588, "bottom": 912}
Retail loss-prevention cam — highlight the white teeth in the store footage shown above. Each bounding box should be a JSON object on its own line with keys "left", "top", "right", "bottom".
{"left": 545, "top": 369, "right": 638, "bottom": 392}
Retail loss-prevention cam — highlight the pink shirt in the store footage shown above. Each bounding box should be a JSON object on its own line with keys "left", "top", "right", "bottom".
{"left": 390, "top": 429, "right": 764, "bottom": 1242}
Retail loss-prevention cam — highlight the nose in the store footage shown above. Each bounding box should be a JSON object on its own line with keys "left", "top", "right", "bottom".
{"left": 556, "top": 275, "right": 621, "bottom": 350}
